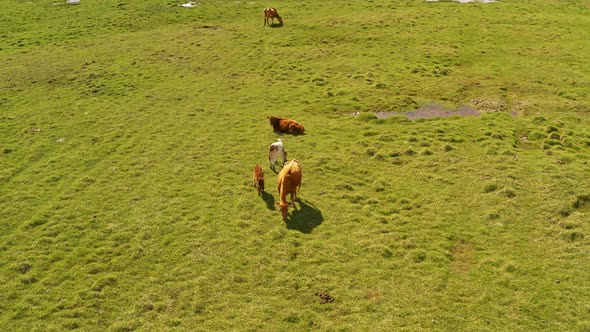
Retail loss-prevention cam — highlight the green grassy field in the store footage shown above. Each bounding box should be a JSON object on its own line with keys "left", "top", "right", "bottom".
{"left": 1, "top": 0, "right": 590, "bottom": 330}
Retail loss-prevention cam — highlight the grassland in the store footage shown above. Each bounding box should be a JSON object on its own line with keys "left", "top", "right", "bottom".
{"left": 1, "top": 0, "right": 590, "bottom": 331}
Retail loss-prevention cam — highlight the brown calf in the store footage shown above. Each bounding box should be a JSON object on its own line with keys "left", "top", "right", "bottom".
{"left": 277, "top": 159, "right": 302, "bottom": 219}
{"left": 253, "top": 165, "right": 265, "bottom": 195}
{"left": 267, "top": 116, "right": 305, "bottom": 135}
{"left": 264, "top": 8, "right": 283, "bottom": 26}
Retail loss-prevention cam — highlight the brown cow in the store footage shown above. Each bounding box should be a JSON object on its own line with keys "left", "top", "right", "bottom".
{"left": 253, "top": 165, "right": 265, "bottom": 195}
{"left": 267, "top": 116, "right": 305, "bottom": 135}
{"left": 264, "top": 8, "right": 283, "bottom": 26}
{"left": 276, "top": 159, "right": 302, "bottom": 219}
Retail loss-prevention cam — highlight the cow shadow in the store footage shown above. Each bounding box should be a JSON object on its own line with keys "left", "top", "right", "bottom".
{"left": 285, "top": 199, "right": 323, "bottom": 234}
{"left": 269, "top": 22, "right": 284, "bottom": 28}
{"left": 272, "top": 131, "right": 305, "bottom": 137}
{"left": 261, "top": 191, "right": 275, "bottom": 210}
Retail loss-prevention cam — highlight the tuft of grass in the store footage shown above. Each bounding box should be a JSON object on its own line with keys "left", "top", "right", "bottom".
{"left": 483, "top": 183, "right": 499, "bottom": 193}
{"left": 356, "top": 112, "right": 378, "bottom": 121}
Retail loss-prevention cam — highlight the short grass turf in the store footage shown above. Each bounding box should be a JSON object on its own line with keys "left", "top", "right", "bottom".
{"left": 1, "top": 0, "right": 590, "bottom": 331}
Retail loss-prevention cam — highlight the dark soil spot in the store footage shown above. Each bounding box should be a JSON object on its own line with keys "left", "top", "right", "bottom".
{"left": 18, "top": 264, "right": 32, "bottom": 274}
{"left": 315, "top": 291, "right": 334, "bottom": 304}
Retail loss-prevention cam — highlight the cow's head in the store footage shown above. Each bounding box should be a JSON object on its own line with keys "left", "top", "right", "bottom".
{"left": 267, "top": 116, "right": 280, "bottom": 127}
{"left": 278, "top": 202, "right": 290, "bottom": 219}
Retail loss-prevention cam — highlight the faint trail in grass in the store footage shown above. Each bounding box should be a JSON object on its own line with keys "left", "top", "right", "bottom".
{"left": 449, "top": 240, "right": 476, "bottom": 276}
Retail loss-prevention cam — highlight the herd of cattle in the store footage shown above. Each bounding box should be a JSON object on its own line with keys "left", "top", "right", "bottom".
{"left": 253, "top": 116, "right": 305, "bottom": 219}
{"left": 258, "top": 12, "right": 305, "bottom": 219}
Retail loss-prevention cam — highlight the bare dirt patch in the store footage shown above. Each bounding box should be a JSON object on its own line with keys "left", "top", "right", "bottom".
{"left": 450, "top": 240, "right": 475, "bottom": 275}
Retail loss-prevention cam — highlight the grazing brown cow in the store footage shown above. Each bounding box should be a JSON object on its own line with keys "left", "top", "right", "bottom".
{"left": 264, "top": 7, "right": 283, "bottom": 26}
{"left": 253, "top": 165, "right": 265, "bottom": 195}
{"left": 267, "top": 116, "right": 305, "bottom": 135}
{"left": 276, "top": 159, "right": 302, "bottom": 219}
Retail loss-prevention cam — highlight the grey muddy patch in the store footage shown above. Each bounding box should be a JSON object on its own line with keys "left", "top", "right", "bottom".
{"left": 375, "top": 103, "right": 481, "bottom": 120}
{"left": 349, "top": 100, "right": 520, "bottom": 120}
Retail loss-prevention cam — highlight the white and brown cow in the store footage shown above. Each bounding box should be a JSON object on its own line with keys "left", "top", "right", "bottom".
{"left": 268, "top": 138, "right": 287, "bottom": 172}
{"left": 264, "top": 7, "right": 283, "bottom": 26}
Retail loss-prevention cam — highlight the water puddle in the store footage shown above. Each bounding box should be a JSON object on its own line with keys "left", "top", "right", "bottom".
{"left": 375, "top": 103, "right": 481, "bottom": 120}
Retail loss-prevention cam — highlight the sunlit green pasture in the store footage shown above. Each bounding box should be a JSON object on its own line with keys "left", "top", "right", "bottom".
{"left": 1, "top": 0, "right": 590, "bottom": 330}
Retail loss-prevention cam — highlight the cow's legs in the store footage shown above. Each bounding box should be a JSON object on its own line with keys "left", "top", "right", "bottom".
{"left": 290, "top": 192, "right": 298, "bottom": 210}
